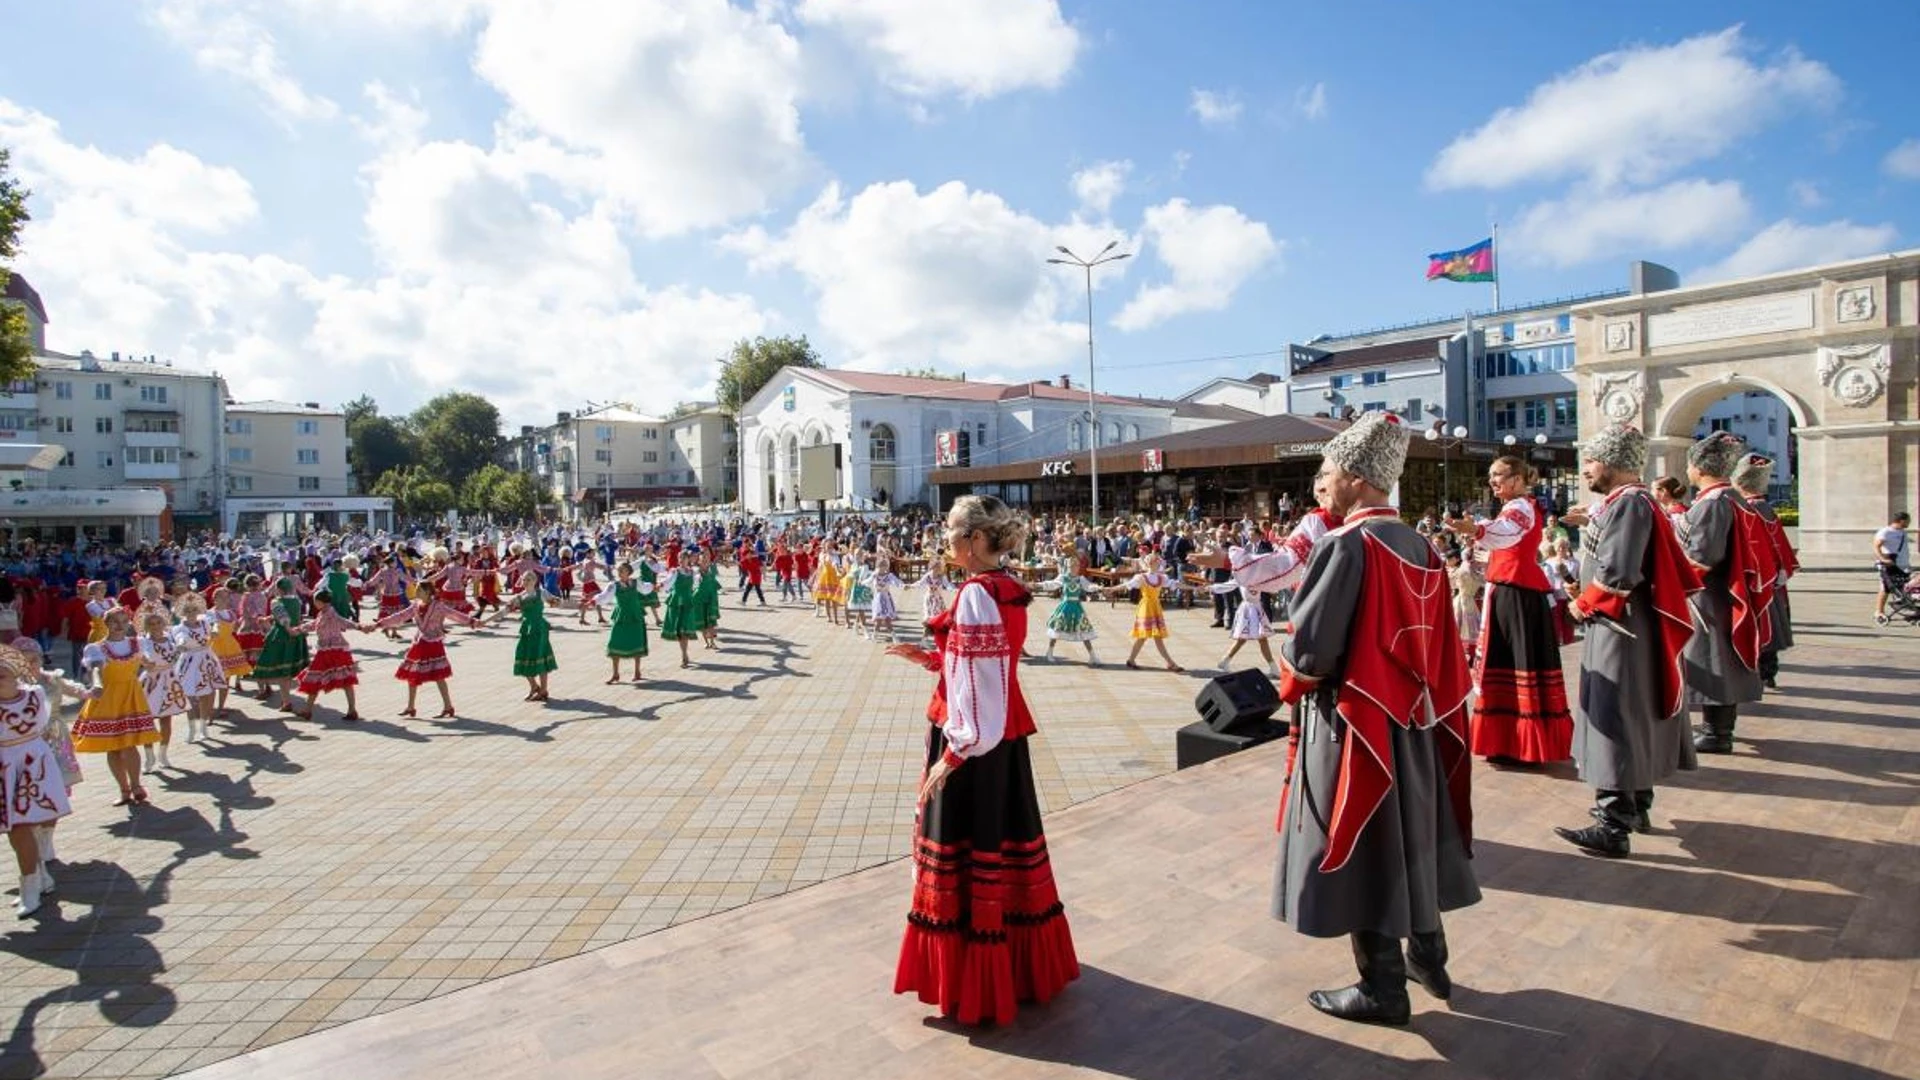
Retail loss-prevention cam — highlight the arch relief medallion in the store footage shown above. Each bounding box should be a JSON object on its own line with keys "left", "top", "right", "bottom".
{"left": 1817, "top": 343, "right": 1890, "bottom": 408}
{"left": 1591, "top": 371, "right": 1645, "bottom": 424}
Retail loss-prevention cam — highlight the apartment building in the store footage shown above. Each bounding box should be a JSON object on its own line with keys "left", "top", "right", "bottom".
{"left": 223, "top": 400, "right": 390, "bottom": 536}
{"left": 664, "top": 403, "right": 736, "bottom": 505}
{"left": 507, "top": 404, "right": 702, "bottom": 520}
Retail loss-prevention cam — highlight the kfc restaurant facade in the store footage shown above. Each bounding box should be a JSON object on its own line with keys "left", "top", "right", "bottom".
{"left": 928, "top": 413, "right": 1575, "bottom": 520}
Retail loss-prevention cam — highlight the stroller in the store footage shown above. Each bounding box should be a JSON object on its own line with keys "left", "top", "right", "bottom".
{"left": 1877, "top": 562, "right": 1920, "bottom": 626}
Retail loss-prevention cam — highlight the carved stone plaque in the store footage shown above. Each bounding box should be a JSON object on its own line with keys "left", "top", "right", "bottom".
{"left": 1591, "top": 371, "right": 1645, "bottom": 423}
{"left": 1835, "top": 285, "right": 1875, "bottom": 323}
{"left": 1603, "top": 321, "right": 1636, "bottom": 353}
{"left": 1817, "top": 342, "right": 1890, "bottom": 408}
{"left": 1646, "top": 292, "right": 1814, "bottom": 348}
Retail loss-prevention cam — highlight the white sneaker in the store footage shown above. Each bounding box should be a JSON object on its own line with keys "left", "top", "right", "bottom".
{"left": 141, "top": 744, "right": 158, "bottom": 773}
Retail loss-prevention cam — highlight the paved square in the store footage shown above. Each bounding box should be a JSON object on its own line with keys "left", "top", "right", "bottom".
{"left": 1, "top": 584, "right": 1222, "bottom": 1079}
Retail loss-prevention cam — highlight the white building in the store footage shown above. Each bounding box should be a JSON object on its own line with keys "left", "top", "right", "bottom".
{"left": 664, "top": 404, "right": 736, "bottom": 505}
{"left": 1694, "top": 390, "right": 1796, "bottom": 499}
{"left": 223, "top": 400, "right": 393, "bottom": 537}
{"left": 26, "top": 349, "right": 229, "bottom": 533}
{"left": 509, "top": 404, "right": 713, "bottom": 520}
{"left": 737, "top": 368, "right": 1237, "bottom": 515}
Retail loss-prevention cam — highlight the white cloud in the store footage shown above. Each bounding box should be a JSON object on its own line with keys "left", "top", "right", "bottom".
{"left": 1, "top": 98, "right": 771, "bottom": 425}
{"left": 1694, "top": 219, "right": 1899, "bottom": 283}
{"left": 352, "top": 82, "right": 428, "bottom": 153}
{"left": 147, "top": 0, "right": 339, "bottom": 126}
{"left": 795, "top": 0, "right": 1080, "bottom": 99}
{"left": 1113, "top": 199, "right": 1278, "bottom": 331}
{"left": 1070, "top": 160, "right": 1131, "bottom": 218}
{"left": 1295, "top": 82, "right": 1328, "bottom": 122}
{"left": 286, "top": 0, "right": 482, "bottom": 31}
{"left": 1428, "top": 27, "right": 1838, "bottom": 191}
{"left": 1789, "top": 180, "right": 1826, "bottom": 208}
{"left": 1509, "top": 180, "right": 1751, "bottom": 267}
{"left": 728, "top": 180, "right": 1084, "bottom": 373}
{"left": 468, "top": 0, "right": 811, "bottom": 237}
{"left": 1190, "top": 89, "right": 1243, "bottom": 128}
{"left": 1884, "top": 138, "right": 1920, "bottom": 180}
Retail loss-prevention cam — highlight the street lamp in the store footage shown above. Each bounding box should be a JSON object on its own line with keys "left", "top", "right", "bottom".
{"left": 1424, "top": 424, "right": 1469, "bottom": 512}
{"left": 1048, "top": 240, "right": 1131, "bottom": 526}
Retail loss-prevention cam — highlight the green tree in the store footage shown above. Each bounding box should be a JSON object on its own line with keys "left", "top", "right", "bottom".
{"left": 458, "top": 463, "right": 512, "bottom": 516}
{"left": 489, "top": 471, "right": 542, "bottom": 520}
{"left": 715, "top": 334, "right": 821, "bottom": 416}
{"left": 371, "top": 465, "right": 455, "bottom": 518}
{"left": 0, "top": 148, "right": 38, "bottom": 384}
{"left": 408, "top": 391, "right": 501, "bottom": 489}
{"left": 896, "top": 366, "right": 963, "bottom": 380}
{"left": 347, "top": 407, "right": 417, "bottom": 494}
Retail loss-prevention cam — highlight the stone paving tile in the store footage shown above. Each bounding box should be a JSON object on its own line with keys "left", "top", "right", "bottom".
{"left": 0, "top": 585, "right": 1228, "bottom": 1079}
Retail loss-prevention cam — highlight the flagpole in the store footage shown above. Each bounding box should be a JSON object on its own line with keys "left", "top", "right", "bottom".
{"left": 1490, "top": 222, "right": 1501, "bottom": 311}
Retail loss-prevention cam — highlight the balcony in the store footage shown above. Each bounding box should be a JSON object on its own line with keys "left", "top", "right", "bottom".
{"left": 1, "top": 392, "right": 37, "bottom": 412}
{"left": 125, "top": 461, "right": 183, "bottom": 481}
{"left": 125, "top": 431, "right": 184, "bottom": 449}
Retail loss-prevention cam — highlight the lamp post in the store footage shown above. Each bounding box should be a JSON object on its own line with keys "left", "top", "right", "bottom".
{"left": 1047, "top": 240, "right": 1131, "bottom": 526}
{"left": 1424, "top": 424, "right": 1470, "bottom": 512}
{"left": 1504, "top": 431, "right": 1552, "bottom": 507}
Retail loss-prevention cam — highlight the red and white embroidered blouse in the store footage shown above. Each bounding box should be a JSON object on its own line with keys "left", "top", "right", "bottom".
{"left": 923, "top": 572, "right": 1035, "bottom": 770}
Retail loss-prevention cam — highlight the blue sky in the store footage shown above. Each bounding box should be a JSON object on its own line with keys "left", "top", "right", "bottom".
{"left": 2, "top": 1, "right": 1916, "bottom": 427}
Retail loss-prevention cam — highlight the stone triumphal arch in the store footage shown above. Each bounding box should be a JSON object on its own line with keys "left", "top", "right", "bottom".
{"left": 1573, "top": 250, "right": 1919, "bottom": 565}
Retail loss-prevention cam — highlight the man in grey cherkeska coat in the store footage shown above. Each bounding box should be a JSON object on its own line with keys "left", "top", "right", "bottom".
{"left": 1680, "top": 431, "right": 1766, "bottom": 754}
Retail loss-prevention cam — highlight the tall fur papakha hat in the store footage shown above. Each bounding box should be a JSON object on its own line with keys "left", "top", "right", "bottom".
{"left": 1322, "top": 411, "right": 1410, "bottom": 493}
{"left": 1731, "top": 451, "right": 1774, "bottom": 493}
{"left": 1582, "top": 423, "right": 1648, "bottom": 474}
{"left": 1687, "top": 430, "right": 1747, "bottom": 478}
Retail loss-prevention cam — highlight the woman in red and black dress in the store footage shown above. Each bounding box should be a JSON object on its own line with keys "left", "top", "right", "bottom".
{"left": 885, "top": 495, "right": 1078, "bottom": 1026}
{"left": 1452, "top": 455, "right": 1573, "bottom": 764}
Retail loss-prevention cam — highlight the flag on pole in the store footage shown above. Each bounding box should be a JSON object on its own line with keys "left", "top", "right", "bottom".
{"left": 1426, "top": 237, "right": 1496, "bottom": 283}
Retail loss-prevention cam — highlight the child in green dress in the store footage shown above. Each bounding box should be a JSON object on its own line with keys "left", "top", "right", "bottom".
{"left": 604, "top": 563, "right": 650, "bottom": 684}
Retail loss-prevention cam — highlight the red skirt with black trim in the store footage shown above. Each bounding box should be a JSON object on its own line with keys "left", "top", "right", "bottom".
{"left": 894, "top": 725, "right": 1079, "bottom": 1025}
{"left": 378, "top": 593, "right": 408, "bottom": 618}
{"left": 296, "top": 647, "right": 359, "bottom": 694}
{"left": 438, "top": 588, "right": 471, "bottom": 615}
{"left": 1470, "top": 582, "right": 1573, "bottom": 763}
{"left": 235, "top": 630, "right": 266, "bottom": 664}
{"left": 395, "top": 640, "right": 453, "bottom": 685}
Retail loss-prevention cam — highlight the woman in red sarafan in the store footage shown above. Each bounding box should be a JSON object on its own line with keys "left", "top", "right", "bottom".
{"left": 884, "top": 495, "right": 1078, "bottom": 1026}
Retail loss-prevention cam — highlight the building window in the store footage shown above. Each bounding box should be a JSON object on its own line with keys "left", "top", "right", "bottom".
{"left": 1554, "top": 396, "right": 1576, "bottom": 428}
{"left": 1707, "top": 417, "right": 1734, "bottom": 433}
{"left": 0, "top": 414, "right": 28, "bottom": 432}
{"left": 1524, "top": 399, "right": 1548, "bottom": 429}
{"left": 645, "top": 428, "right": 658, "bottom": 439}
{"left": 227, "top": 418, "right": 253, "bottom": 436}
{"left": 1330, "top": 374, "right": 1352, "bottom": 390}
{"left": 53, "top": 416, "right": 73, "bottom": 434}
{"left": 228, "top": 448, "right": 253, "bottom": 464}
{"left": 53, "top": 381, "right": 72, "bottom": 400}
{"left": 126, "top": 447, "right": 181, "bottom": 465}
{"left": 95, "top": 417, "right": 113, "bottom": 434}
{"left": 1362, "top": 371, "right": 1387, "bottom": 387}
{"left": 1361, "top": 401, "right": 1387, "bottom": 413}
{"left": 93, "top": 383, "right": 111, "bottom": 401}
{"left": 298, "top": 476, "right": 321, "bottom": 491}
{"left": 869, "top": 423, "right": 897, "bottom": 462}
{"left": 1069, "top": 421, "right": 1083, "bottom": 451}
{"left": 643, "top": 473, "right": 658, "bottom": 485}
{"left": 296, "top": 448, "right": 321, "bottom": 464}
{"left": 229, "top": 475, "right": 253, "bottom": 492}
{"left": 1127, "top": 423, "right": 1140, "bottom": 442}
{"left": 139, "top": 385, "right": 168, "bottom": 404}
{"left": 594, "top": 473, "right": 610, "bottom": 487}
{"left": 642, "top": 450, "right": 658, "bottom": 463}
{"left": 127, "top": 416, "right": 180, "bottom": 434}
{"left": 296, "top": 419, "right": 319, "bottom": 436}
{"left": 57, "top": 451, "right": 74, "bottom": 468}
{"left": 1403, "top": 397, "right": 1423, "bottom": 422}
{"left": 1493, "top": 401, "right": 1517, "bottom": 431}
{"left": 96, "top": 451, "right": 114, "bottom": 468}
{"left": 596, "top": 425, "right": 614, "bottom": 442}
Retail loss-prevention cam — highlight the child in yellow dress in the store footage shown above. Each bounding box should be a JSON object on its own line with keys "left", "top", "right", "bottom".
{"left": 207, "top": 585, "right": 249, "bottom": 718}
{"left": 70, "top": 609, "right": 160, "bottom": 807}
{"left": 1123, "top": 553, "right": 1186, "bottom": 672}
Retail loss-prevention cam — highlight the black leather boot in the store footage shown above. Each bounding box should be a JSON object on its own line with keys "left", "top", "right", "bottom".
{"left": 1632, "top": 790, "right": 1654, "bottom": 834}
{"left": 1555, "top": 802, "right": 1631, "bottom": 858}
{"left": 1308, "top": 931, "right": 1411, "bottom": 1025}
{"left": 1406, "top": 927, "right": 1451, "bottom": 1000}
{"left": 1694, "top": 705, "right": 1735, "bottom": 754}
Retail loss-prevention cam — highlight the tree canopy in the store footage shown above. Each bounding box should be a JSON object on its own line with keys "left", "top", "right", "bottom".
{"left": 345, "top": 402, "right": 416, "bottom": 494}
{"left": 0, "top": 148, "right": 37, "bottom": 384}
{"left": 715, "top": 334, "right": 821, "bottom": 416}
{"left": 409, "top": 391, "right": 502, "bottom": 489}
{"left": 371, "top": 465, "right": 455, "bottom": 518}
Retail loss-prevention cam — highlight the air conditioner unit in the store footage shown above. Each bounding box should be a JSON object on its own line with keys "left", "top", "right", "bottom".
{"left": 122, "top": 378, "right": 135, "bottom": 386}
{"left": 183, "top": 451, "right": 199, "bottom": 459}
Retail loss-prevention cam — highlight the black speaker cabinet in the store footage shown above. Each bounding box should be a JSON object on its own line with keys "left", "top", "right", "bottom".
{"left": 1194, "top": 669, "right": 1280, "bottom": 733}
{"left": 1176, "top": 719, "right": 1286, "bottom": 770}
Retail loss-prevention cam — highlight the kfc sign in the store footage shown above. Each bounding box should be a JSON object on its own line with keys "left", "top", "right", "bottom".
{"left": 1040, "top": 459, "right": 1074, "bottom": 477}
{"left": 1141, "top": 448, "right": 1164, "bottom": 473}
{"left": 935, "top": 430, "right": 960, "bottom": 467}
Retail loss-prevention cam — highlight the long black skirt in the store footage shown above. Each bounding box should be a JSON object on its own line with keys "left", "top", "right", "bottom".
{"left": 1471, "top": 583, "right": 1573, "bottom": 762}
{"left": 894, "top": 724, "right": 1079, "bottom": 1025}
